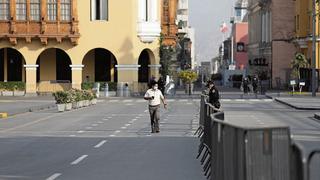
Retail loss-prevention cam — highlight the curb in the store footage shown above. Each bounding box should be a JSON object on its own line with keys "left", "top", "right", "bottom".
{"left": 274, "top": 98, "right": 320, "bottom": 110}
{"left": 6, "top": 104, "right": 56, "bottom": 117}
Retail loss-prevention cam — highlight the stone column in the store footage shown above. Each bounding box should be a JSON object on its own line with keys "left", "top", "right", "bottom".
{"left": 4, "top": 48, "right": 7, "bottom": 82}
{"left": 70, "top": 64, "right": 84, "bottom": 90}
{"left": 116, "top": 64, "right": 140, "bottom": 93}
{"left": 24, "top": 64, "right": 38, "bottom": 95}
{"left": 148, "top": 64, "right": 161, "bottom": 79}
{"left": 138, "top": 0, "right": 147, "bottom": 21}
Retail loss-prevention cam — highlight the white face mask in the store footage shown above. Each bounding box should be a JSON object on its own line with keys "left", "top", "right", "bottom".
{"left": 153, "top": 86, "right": 158, "bottom": 90}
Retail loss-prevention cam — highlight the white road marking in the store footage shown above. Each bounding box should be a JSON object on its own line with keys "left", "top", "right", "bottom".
{"left": 146, "top": 134, "right": 152, "bottom": 137}
{"left": 71, "top": 155, "right": 88, "bottom": 165}
{"left": 249, "top": 99, "right": 260, "bottom": 102}
{"left": 193, "top": 99, "right": 200, "bottom": 102}
{"left": 166, "top": 99, "right": 175, "bottom": 102}
{"left": 46, "top": 173, "right": 62, "bottom": 180}
{"left": 121, "top": 126, "right": 127, "bottom": 129}
{"left": 186, "top": 103, "right": 192, "bottom": 105}
{"left": 263, "top": 99, "right": 273, "bottom": 102}
{"left": 221, "top": 99, "right": 231, "bottom": 102}
{"left": 235, "top": 99, "right": 245, "bottom": 102}
{"left": 179, "top": 99, "right": 188, "bottom": 102}
{"left": 125, "top": 124, "right": 131, "bottom": 126}
{"left": 109, "top": 100, "right": 119, "bottom": 102}
{"left": 125, "top": 103, "right": 133, "bottom": 106}
{"left": 69, "top": 135, "right": 76, "bottom": 137}
{"left": 94, "top": 140, "right": 108, "bottom": 148}
{"left": 97, "top": 121, "right": 104, "bottom": 124}
{"left": 86, "top": 127, "right": 93, "bottom": 130}
{"left": 144, "top": 110, "right": 148, "bottom": 112}
{"left": 114, "top": 130, "right": 121, "bottom": 133}
{"left": 123, "top": 100, "right": 133, "bottom": 102}
{"left": 77, "top": 131, "right": 84, "bottom": 133}
{"left": 109, "top": 134, "right": 115, "bottom": 137}
{"left": 92, "top": 124, "right": 98, "bottom": 126}
{"left": 136, "top": 99, "right": 145, "bottom": 102}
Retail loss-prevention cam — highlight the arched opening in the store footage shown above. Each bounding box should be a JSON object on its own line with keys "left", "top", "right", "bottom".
{"left": 82, "top": 48, "right": 118, "bottom": 83}
{"left": 36, "top": 48, "right": 72, "bottom": 92}
{"left": 0, "top": 48, "right": 26, "bottom": 82}
{"left": 138, "top": 49, "right": 152, "bottom": 83}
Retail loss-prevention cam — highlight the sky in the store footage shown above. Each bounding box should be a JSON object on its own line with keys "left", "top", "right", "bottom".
{"left": 189, "top": 0, "right": 236, "bottom": 63}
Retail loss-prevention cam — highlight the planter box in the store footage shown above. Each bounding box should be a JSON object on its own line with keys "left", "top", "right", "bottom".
{"left": 65, "top": 103, "right": 72, "bottom": 111}
{"left": 72, "top": 102, "right": 77, "bottom": 109}
{"left": 84, "top": 100, "right": 89, "bottom": 107}
{"left": 57, "top": 104, "right": 65, "bottom": 112}
{"left": 13, "top": 91, "right": 25, "bottom": 96}
{"left": 91, "top": 99, "right": 97, "bottom": 105}
{"left": 79, "top": 101, "right": 84, "bottom": 107}
{"left": 2, "top": 91, "right": 14, "bottom": 96}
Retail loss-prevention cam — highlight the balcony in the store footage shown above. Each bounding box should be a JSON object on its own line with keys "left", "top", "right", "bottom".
{"left": 137, "top": 21, "right": 161, "bottom": 43}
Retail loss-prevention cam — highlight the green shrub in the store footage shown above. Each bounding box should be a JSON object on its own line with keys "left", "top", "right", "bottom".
{"left": 0, "top": 82, "right": 25, "bottom": 91}
{"left": 81, "top": 82, "right": 94, "bottom": 90}
{"left": 53, "top": 91, "right": 68, "bottom": 104}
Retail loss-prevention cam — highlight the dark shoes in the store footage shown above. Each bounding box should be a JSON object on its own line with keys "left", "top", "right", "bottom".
{"left": 156, "top": 130, "right": 160, "bottom": 133}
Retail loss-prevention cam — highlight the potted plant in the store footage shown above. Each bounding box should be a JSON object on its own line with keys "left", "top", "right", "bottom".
{"left": 53, "top": 91, "right": 67, "bottom": 112}
{"left": 65, "top": 91, "right": 73, "bottom": 111}
{"left": 91, "top": 92, "right": 97, "bottom": 105}
{"left": 179, "top": 70, "right": 198, "bottom": 95}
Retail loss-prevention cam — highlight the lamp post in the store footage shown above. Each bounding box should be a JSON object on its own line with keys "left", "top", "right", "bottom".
{"left": 312, "top": 0, "right": 317, "bottom": 96}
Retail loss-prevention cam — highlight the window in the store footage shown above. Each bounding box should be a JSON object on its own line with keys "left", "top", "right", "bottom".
{"left": 61, "top": 0, "right": 71, "bottom": 21}
{"left": 0, "top": 0, "right": 9, "bottom": 20}
{"left": 16, "top": 0, "right": 27, "bottom": 20}
{"left": 91, "top": 0, "right": 108, "bottom": 21}
{"left": 30, "top": 0, "right": 40, "bottom": 21}
{"left": 47, "top": 0, "right": 57, "bottom": 21}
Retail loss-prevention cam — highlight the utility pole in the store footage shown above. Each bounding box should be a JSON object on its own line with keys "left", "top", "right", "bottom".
{"left": 312, "top": 0, "right": 317, "bottom": 96}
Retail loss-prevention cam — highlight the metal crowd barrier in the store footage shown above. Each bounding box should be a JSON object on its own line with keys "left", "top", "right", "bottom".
{"left": 210, "top": 115, "right": 291, "bottom": 180}
{"left": 196, "top": 94, "right": 292, "bottom": 180}
{"left": 196, "top": 94, "right": 222, "bottom": 179}
{"left": 291, "top": 139, "right": 320, "bottom": 180}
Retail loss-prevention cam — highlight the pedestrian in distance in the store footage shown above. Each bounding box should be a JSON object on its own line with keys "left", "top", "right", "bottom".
{"left": 158, "top": 76, "right": 165, "bottom": 96}
{"left": 208, "top": 81, "right": 221, "bottom": 111}
{"left": 144, "top": 80, "right": 167, "bottom": 133}
{"left": 252, "top": 75, "right": 259, "bottom": 94}
{"left": 241, "top": 77, "right": 250, "bottom": 94}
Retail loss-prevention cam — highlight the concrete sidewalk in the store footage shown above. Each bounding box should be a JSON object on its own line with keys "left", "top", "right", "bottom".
{"left": 267, "top": 93, "right": 320, "bottom": 110}
{"left": 0, "top": 96, "right": 56, "bottom": 117}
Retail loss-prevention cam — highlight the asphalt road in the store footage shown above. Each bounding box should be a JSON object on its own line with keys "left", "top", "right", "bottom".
{"left": 0, "top": 98, "right": 205, "bottom": 180}
{"left": 1, "top": 95, "right": 320, "bottom": 180}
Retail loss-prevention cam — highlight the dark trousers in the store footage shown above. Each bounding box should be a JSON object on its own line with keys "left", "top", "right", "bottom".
{"left": 149, "top": 105, "right": 160, "bottom": 132}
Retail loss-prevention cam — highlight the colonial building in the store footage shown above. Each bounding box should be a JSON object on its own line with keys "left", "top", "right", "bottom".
{"left": 247, "top": 0, "right": 295, "bottom": 86}
{"left": 161, "top": 0, "right": 178, "bottom": 47}
{"left": 0, "top": 0, "right": 161, "bottom": 95}
{"left": 294, "top": 0, "right": 320, "bottom": 89}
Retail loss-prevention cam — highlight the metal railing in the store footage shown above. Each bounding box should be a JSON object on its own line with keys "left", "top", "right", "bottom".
{"left": 291, "top": 140, "right": 320, "bottom": 180}
{"left": 196, "top": 93, "right": 292, "bottom": 180}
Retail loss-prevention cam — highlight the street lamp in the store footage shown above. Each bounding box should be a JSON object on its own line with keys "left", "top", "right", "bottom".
{"left": 312, "top": 0, "right": 317, "bottom": 96}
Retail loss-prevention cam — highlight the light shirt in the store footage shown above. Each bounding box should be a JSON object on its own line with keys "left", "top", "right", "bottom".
{"left": 144, "top": 89, "right": 164, "bottom": 106}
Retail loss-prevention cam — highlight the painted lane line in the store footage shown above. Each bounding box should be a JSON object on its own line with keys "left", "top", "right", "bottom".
{"left": 235, "top": 99, "right": 245, "bottom": 102}
{"left": 86, "top": 127, "right": 93, "bottom": 129}
{"left": 123, "top": 100, "right": 133, "bottom": 102}
{"left": 263, "top": 99, "right": 273, "bottom": 102}
{"left": 94, "top": 140, "right": 108, "bottom": 148}
{"left": 77, "top": 131, "right": 84, "bottom": 133}
{"left": 136, "top": 99, "right": 145, "bottom": 102}
{"left": 69, "top": 135, "right": 76, "bottom": 137}
{"left": 125, "top": 124, "right": 131, "bottom": 126}
{"left": 121, "top": 126, "right": 127, "bottom": 129}
{"left": 109, "top": 100, "right": 119, "bottom": 102}
{"left": 144, "top": 110, "right": 148, "bottom": 112}
{"left": 109, "top": 134, "right": 115, "bottom": 137}
{"left": 125, "top": 103, "right": 133, "bottom": 106}
{"left": 46, "top": 173, "right": 62, "bottom": 180}
{"left": 179, "top": 99, "right": 188, "bottom": 102}
{"left": 71, "top": 155, "right": 88, "bottom": 165}
{"left": 221, "top": 99, "right": 231, "bottom": 102}
{"left": 97, "top": 121, "right": 104, "bottom": 124}
{"left": 186, "top": 103, "right": 192, "bottom": 105}
{"left": 114, "top": 130, "right": 121, "bottom": 134}
{"left": 166, "top": 99, "right": 175, "bottom": 102}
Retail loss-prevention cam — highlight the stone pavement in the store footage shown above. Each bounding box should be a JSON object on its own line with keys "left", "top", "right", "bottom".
{"left": 266, "top": 93, "right": 320, "bottom": 110}
{"left": 0, "top": 96, "right": 56, "bottom": 116}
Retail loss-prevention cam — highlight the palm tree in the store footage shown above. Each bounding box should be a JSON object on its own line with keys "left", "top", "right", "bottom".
{"left": 291, "top": 52, "right": 308, "bottom": 81}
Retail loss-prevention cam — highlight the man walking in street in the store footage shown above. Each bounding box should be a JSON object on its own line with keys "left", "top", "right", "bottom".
{"left": 144, "top": 80, "right": 167, "bottom": 133}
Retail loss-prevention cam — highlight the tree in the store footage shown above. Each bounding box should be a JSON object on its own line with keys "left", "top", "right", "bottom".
{"left": 179, "top": 70, "right": 198, "bottom": 95}
{"left": 159, "top": 34, "right": 175, "bottom": 78}
{"left": 291, "top": 52, "right": 308, "bottom": 81}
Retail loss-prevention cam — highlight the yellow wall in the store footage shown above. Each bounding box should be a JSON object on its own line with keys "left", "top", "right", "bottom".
{"left": 82, "top": 50, "right": 95, "bottom": 82}
{"left": 0, "top": 0, "right": 161, "bottom": 93}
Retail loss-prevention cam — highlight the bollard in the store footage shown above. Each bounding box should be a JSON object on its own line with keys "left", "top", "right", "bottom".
{"left": 124, "top": 83, "right": 129, "bottom": 97}
{"left": 104, "top": 83, "right": 109, "bottom": 97}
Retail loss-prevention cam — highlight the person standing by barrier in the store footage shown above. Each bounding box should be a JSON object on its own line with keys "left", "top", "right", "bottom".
{"left": 208, "top": 81, "right": 220, "bottom": 110}
{"left": 144, "top": 80, "right": 167, "bottom": 133}
{"left": 241, "top": 77, "right": 250, "bottom": 94}
{"left": 252, "top": 75, "right": 259, "bottom": 94}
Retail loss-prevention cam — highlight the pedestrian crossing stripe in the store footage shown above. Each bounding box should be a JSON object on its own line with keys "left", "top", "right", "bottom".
{"left": 106, "top": 99, "right": 273, "bottom": 103}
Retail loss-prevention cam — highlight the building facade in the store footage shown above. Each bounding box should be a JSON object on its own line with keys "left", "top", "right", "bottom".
{"left": 247, "top": 0, "right": 295, "bottom": 85}
{"left": 0, "top": 0, "right": 161, "bottom": 94}
{"left": 161, "top": 0, "right": 178, "bottom": 47}
{"left": 294, "top": 0, "right": 320, "bottom": 89}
